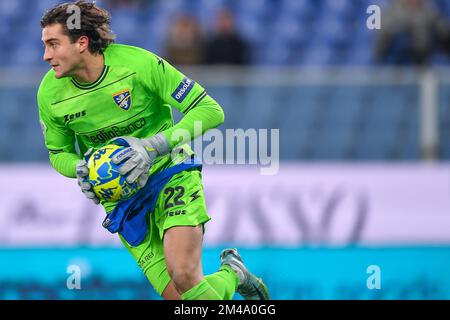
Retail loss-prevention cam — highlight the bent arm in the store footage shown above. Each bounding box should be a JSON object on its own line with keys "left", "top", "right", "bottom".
{"left": 49, "top": 152, "right": 80, "bottom": 178}
{"left": 162, "top": 94, "right": 225, "bottom": 149}
{"left": 38, "top": 89, "right": 80, "bottom": 178}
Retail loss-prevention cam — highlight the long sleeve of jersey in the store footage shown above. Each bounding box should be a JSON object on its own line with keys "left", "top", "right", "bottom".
{"left": 37, "top": 87, "right": 80, "bottom": 178}
{"left": 48, "top": 152, "right": 80, "bottom": 178}
{"left": 162, "top": 94, "right": 224, "bottom": 149}
{"left": 145, "top": 55, "right": 225, "bottom": 149}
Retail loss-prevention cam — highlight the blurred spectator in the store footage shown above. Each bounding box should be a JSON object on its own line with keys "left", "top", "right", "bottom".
{"left": 206, "top": 9, "right": 249, "bottom": 65}
{"left": 164, "top": 14, "right": 206, "bottom": 65}
{"left": 375, "top": 0, "right": 450, "bottom": 65}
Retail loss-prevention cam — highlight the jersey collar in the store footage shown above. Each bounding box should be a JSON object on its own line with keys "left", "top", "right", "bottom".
{"left": 71, "top": 65, "right": 110, "bottom": 90}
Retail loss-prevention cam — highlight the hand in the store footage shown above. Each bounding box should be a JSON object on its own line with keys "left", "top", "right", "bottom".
{"left": 76, "top": 148, "right": 100, "bottom": 205}
{"left": 110, "top": 134, "right": 170, "bottom": 188}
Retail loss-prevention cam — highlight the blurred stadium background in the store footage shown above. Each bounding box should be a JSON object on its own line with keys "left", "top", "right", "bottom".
{"left": 0, "top": 0, "right": 449, "bottom": 299}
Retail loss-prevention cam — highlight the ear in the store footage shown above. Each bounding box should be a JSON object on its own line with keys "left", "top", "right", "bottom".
{"left": 77, "top": 35, "right": 90, "bottom": 53}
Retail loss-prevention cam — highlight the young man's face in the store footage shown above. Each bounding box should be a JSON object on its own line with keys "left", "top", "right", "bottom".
{"left": 42, "top": 23, "right": 83, "bottom": 79}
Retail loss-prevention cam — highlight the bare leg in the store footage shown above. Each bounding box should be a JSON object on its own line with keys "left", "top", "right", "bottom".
{"left": 161, "top": 280, "right": 181, "bottom": 300}
{"left": 163, "top": 225, "right": 204, "bottom": 294}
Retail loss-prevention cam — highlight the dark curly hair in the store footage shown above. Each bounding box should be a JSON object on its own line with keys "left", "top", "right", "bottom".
{"left": 40, "top": 0, "right": 115, "bottom": 54}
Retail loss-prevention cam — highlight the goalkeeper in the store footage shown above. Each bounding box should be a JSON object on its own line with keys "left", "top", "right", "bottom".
{"left": 37, "top": 1, "right": 269, "bottom": 300}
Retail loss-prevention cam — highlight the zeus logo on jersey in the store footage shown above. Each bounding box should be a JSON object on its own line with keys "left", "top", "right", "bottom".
{"left": 112, "top": 89, "right": 132, "bottom": 111}
{"left": 171, "top": 77, "right": 195, "bottom": 103}
{"left": 64, "top": 110, "right": 87, "bottom": 124}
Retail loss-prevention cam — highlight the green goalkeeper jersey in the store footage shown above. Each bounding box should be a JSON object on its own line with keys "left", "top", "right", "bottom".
{"left": 38, "top": 44, "right": 223, "bottom": 211}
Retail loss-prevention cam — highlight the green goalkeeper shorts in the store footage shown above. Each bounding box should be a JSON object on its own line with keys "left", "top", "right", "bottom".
{"left": 118, "top": 167, "right": 211, "bottom": 296}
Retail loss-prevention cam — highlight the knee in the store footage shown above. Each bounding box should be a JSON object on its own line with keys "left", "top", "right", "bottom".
{"left": 170, "top": 268, "right": 203, "bottom": 294}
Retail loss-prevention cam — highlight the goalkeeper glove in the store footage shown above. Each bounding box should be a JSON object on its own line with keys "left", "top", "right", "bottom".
{"left": 76, "top": 148, "right": 100, "bottom": 205}
{"left": 110, "top": 133, "right": 170, "bottom": 188}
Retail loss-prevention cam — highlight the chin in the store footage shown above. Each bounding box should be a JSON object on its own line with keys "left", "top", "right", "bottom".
{"left": 53, "top": 71, "right": 67, "bottom": 79}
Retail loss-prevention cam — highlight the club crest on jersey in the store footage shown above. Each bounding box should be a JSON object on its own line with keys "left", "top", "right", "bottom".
{"left": 112, "top": 89, "right": 132, "bottom": 111}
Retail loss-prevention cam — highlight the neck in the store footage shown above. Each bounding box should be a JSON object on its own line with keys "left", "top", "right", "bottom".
{"left": 73, "top": 53, "right": 105, "bottom": 83}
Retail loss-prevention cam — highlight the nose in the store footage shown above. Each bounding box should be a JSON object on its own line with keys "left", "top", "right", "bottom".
{"left": 43, "top": 47, "right": 52, "bottom": 62}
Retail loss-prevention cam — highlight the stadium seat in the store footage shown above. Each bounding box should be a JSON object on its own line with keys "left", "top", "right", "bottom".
{"left": 314, "top": 16, "right": 352, "bottom": 50}
{"left": 10, "top": 42, "right": 43, "bottom": 67}
{"left": 280, "top": 0, "right": 317, "bottom": 19}
{"left": 272, "top": 14, "right": 308, "bottom": 47}
{"left": 255, "top": 39, "right": 292, "bottom": 65}
{"left": 300, "top": 43, "right": 340, "bottom": 66}
{"left": 345, "top": 46, "right": 374, "bottom": 66}
{"left": 234, "top": 12, "right": 268, "bottom": 46}
{"left": 234, "top": 0, "right": 273, "bottom": 20}
{"left": 322, "top": 0, "right": 357, "bottom": 21}
{"left": 4, "top": 0, "right": 450, "bottom": 68}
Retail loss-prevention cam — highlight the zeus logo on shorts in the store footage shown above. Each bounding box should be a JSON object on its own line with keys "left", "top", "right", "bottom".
{"left": 171, "top": 77, "right": 195, "bottom": 103}
{"left": 167, "top": 210, "right": 187, "bottom": 217}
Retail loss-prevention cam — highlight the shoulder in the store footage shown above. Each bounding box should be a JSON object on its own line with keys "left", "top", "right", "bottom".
{"left": 104, "top": 43, "right": 161, "bottom": 68}
{"left": 38, "top": 69, "right": 55, "bottom": 95}
{"left": 37, "top": 69, "right": 69, "bottom": 106}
